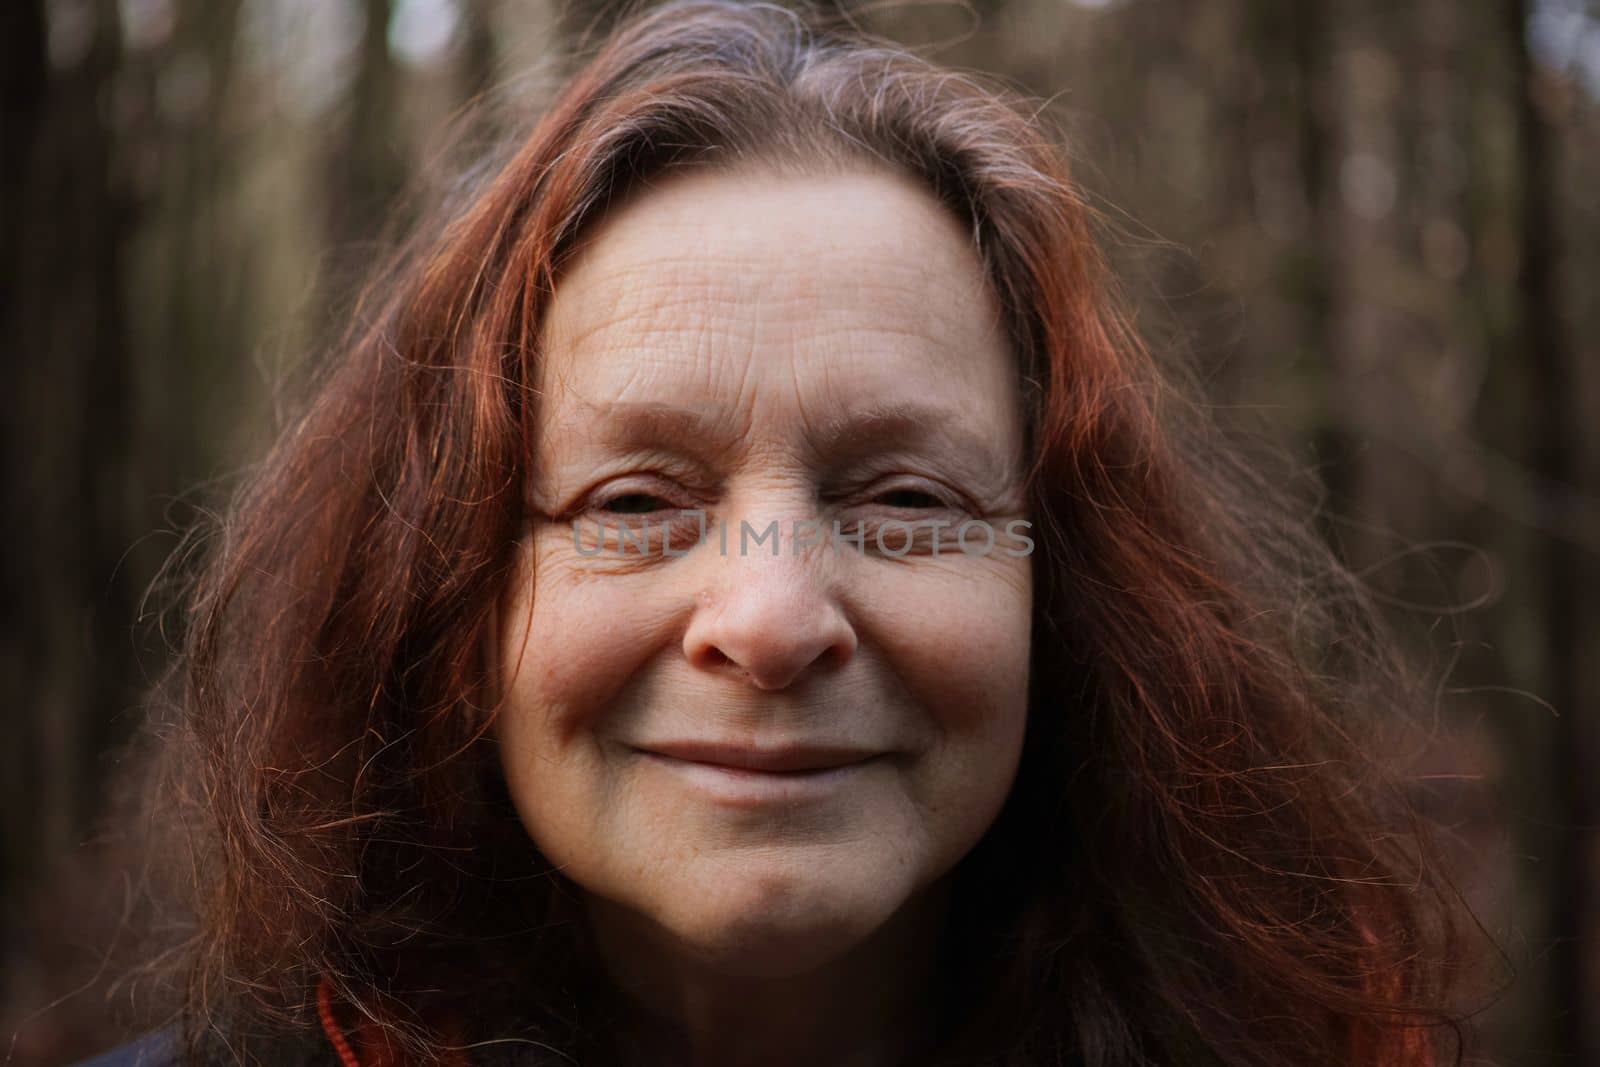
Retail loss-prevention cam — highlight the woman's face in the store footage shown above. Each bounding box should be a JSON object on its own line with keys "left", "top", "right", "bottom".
{"left": 494, "top": 164, "right": 1031, "bottom": 978}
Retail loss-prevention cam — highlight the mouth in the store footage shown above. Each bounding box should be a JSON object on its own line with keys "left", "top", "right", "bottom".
{"left": 628, "top": 742, "right": 887, "bottom": 804}
{"left": 630, "top": 740, "right": 884, "bottom": 773}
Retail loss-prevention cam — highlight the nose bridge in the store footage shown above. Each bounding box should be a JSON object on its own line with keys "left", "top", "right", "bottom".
{"left": 683, "top": 508, "right": 856, "bottom": 691}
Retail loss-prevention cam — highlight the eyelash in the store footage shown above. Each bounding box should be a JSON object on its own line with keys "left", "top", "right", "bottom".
{"left": 870, "top": 485, "right": 954, "bottom": 510}
{"left": 594, "top": 489, "right": 680, "bottom": 515}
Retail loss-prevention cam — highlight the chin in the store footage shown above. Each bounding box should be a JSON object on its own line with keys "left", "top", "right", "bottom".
{"left": 656, "top": 863, "right": 907, "bottom": 978}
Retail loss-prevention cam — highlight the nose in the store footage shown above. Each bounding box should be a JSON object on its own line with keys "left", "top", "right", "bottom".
{"left": 682, "top": 524, "right": 858, "bottom": 691}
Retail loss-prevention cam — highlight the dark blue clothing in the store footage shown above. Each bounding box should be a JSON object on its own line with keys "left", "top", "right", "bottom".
{"left": 67, "top": 1024, "right": 328, "bottom": 1066}
{"left": 68, "top": 1028, "right": 178, "bottom": 1066}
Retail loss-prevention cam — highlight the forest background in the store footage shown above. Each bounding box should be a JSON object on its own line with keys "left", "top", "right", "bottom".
{"left": 3, "top": 0, "right": 1597, "bottom": 1063}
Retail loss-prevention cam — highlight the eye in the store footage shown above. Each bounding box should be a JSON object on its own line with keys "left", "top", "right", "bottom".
{"left": 595, "top": 490, "right": 676, "bottom": 515}
{"left": 872, "top": 485, "right": 952, "bottom": 510}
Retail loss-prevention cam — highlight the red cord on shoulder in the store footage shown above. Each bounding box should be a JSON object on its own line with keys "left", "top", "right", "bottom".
{"left": 317, "top": 974, "right": 365, "bottom": 1067}
{"left": 316, "top": 972, "right": 473, "bottom": 1067}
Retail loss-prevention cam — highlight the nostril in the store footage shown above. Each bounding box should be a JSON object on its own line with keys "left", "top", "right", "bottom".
{"left": 819, "top": 635, "right": 856, "bottom": 676}
{"left": 682, "top": 578, "right": 857, "bottom": 689}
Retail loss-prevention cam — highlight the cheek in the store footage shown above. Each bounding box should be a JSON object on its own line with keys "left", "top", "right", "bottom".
{"left": 853, "top": 555, "right": 1032, "bottom": 832}
{"left": 861, "top": 554, "right": 1032, "bottom": 729}
{"left": 492, "top": 538, "right": 676, "bottom": 863}
{"left": 496, "top": 535, "right": 675, "bottom": 741}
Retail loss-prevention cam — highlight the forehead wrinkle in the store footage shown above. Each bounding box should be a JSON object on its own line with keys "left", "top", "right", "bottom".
{"left": 544, "top": 228, "right": 997, "bottom": 394}
{"left": 537, "top": 317, "right": 1018, "bottom": 478}
{"left": 556, "top": 234, "right": 991, "bottom": 362}
{"left": 532, "top": 168, "right": 1019, "bottom": 484}
{"left": 543, "top": 276, "right": 752, "bottom": 372}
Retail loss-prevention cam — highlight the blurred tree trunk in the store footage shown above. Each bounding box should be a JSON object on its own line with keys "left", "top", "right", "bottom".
{"left": 326, "top": 0, "right": 406, "bottom": 294}
{"left": 0, "top": 0, "right": 137, "bottom": 982}
{"left": 1323, "top": 4, "right": 1398, "bottom": 579}
{"left": 1505, "top": 1, "right": 1589, "bottom": 1064}
{"left": 0, "top": 0, "right": 52, "bottom": 944}
{"left": 1291, "top": 0, "right": 1352, "bottom": 557}
{"left": 154, "top": 0, "right": 245, "bottom": 496}
{"left": 460, "top": 0, "right": 499, "bottom": 102}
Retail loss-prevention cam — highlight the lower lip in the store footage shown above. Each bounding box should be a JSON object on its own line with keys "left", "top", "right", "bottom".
{"left": 637, "top": 751, "right": 883, "bottom": 805}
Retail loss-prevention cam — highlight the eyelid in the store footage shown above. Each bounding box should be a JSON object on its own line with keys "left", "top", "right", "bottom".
{"left": 856, "top": 474, "right": 970, "bottom": 511}
{"left": 580, "top": 472, "right": 699, "bottom": 514}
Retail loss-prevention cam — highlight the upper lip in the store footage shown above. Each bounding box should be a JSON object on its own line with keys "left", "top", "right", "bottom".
{"left": 636, "top": 741, "right": 882, "bottom": 772}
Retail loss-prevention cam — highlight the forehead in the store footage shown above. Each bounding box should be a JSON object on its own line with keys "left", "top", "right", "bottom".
{"left": 535, "top": 165, "right": 1015, "bottom": 431}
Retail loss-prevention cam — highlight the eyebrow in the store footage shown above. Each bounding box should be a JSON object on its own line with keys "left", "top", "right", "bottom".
{"left": 570, "top": 399, "right": 1014, "bottom": 481}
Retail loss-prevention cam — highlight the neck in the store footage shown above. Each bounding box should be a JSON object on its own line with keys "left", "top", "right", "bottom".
{"left": 582, "top": 879, "right": 951, "bottom": 1067}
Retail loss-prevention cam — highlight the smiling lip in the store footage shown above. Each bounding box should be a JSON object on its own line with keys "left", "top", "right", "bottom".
{"left": 633, "top": 741, "right": 881, "bottom": 773}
